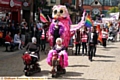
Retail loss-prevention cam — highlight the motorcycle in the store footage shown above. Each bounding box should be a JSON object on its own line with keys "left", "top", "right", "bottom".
{"left": 22, "top": 51, "right": 41, "bottom": 76}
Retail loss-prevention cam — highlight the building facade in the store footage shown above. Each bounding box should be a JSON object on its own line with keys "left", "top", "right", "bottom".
{"left": 0, "top": 0, "right": 22, "bottom": 23}
{"left": 82, "top": 0, "right": 120, "bottom": 17}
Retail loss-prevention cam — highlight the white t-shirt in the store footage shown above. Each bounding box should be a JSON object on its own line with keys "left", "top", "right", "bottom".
{"left": 102, "top": 31, "right": 107, "bottom": 38}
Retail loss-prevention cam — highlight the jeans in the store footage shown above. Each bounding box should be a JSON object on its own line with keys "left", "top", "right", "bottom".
{"left": 75, "top": 43, "right": 81, "bottom": 55}
{"left": 88, "top": 43, "right": 95, "bottom": 60}
{"left": 82, "top": 42, "right": 87, "bottom": 55}
{"left": 40, "top": 39, "right": 46, "bottom": 51}
{"left": 21, "top": 34, "right": 25, "bottom": 46}
{"left": 102, "top": 38, "right": 107, "bottom": 47}
{"left": 14, "top": 40, "right": 21, "bottom": 49}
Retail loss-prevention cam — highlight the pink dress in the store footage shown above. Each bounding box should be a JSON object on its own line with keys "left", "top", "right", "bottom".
{"left": 46, "top": 45, "right": 68, "bottom": 68}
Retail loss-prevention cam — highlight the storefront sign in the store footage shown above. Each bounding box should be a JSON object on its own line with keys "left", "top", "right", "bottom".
{"left": 23, "top": 1, "right": 29, "bottom": 7}
{"left": 10, "top": 0, "right": 15, "bottom": 7}
{"left": 42, "top": 7, "right": 51, "bottom": 14}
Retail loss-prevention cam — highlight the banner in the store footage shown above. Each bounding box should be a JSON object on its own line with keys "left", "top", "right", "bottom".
{"left": 109, "top": 12, "right": 119, "bottom": 20}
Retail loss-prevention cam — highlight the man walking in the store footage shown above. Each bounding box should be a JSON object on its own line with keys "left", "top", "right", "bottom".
{"left": 88, "top": 27, "right": 98, "bottom": 61}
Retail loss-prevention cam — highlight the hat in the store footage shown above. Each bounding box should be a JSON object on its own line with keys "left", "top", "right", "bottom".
{"left": 56, "top": 38, "right": 62, "bottom": 43}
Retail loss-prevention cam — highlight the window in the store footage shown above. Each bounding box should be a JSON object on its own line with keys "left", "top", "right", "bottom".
{"left": 99, "top": 0, "right": 103, "bottom": 5}
{"left": 83, "top": 0, "right": 89, "bottom": 5}
{"left": 89, "top": 0, "right": 94, "bottom": 5}
{"left": 103, "top": 0, "right": 117, "bottom": 6}
{"left": 83, "top": 0, "right": 94, "bottom": 5}
{"left": 51, "top": 0, "right": 56, "bottom": 3}
{"left": 104, "top": 0, "right": 110, "bottom": 6}
{"left": 72, "top": 0, "right": 75, "bottom": 5}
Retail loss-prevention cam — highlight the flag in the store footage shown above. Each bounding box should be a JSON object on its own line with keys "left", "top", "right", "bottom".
{"left": 47, "top": 15, "right": 52, "bottom": 22}
{"left": 84, "top": 15, "right": 93, "bottom": 27}
{"left": 40, "top": 13, "right": 48, "bottom": 23}
{"left": 96, "top": 25, "right": 101, "bottom": 33}
{"left": 98, "top": 32, "right": 103, "bottom": 43}
{"left": 96, "top": 25, "right": 102, "bottom": 43}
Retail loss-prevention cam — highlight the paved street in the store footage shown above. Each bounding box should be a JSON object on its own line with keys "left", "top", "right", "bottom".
{"left": 0, "top": 42, "right": 120, "bottom": 80}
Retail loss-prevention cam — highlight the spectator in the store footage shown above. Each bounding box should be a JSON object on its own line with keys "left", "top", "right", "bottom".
{"left": 31, "top": 23, "right": 38, "bottom": 38}
{"left": 0, "top": 25, "right": 7, "bottom": 46}
{"left": 73, "top": 29, "right": 81, "bottom": 55}
{"left": 81, "top": 30, "right": 88, "bottom": 56}
{"left": 5, "top": 32, "right": 15, "bottom": 51}
{"left": 21, "top": 22, "right": 28, "bottom": 47}
{"left": 11, "top": 23, "right": 16, "bottom": 38}
{"left": 14, "top": 32, "right": 22, "bottom": 50}
{"left": 102, "top": 28, "right": 108, "bottom": 48}
{"left": 21, "top": 19, "right": 26, "bottom": 27}
{"left": 37, "top": 21, "right": 43, "bottom": 44}
{"left": 30, "top": 19, "right": 34, "bottom": 31}
{"left": 40, "top": 28, "right": 46, "bottom": 51}
{"left": 6, "top": 24, "right": 12, "bottom": 34}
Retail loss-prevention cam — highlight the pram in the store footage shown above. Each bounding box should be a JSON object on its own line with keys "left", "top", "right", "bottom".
{"left": 108, "top": 31, "right": 116, "bottom": 42}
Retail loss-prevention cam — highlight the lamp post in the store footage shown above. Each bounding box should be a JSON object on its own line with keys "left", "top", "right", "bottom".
{"left": 118, "top": 3, "right": 120, "bottom": 20}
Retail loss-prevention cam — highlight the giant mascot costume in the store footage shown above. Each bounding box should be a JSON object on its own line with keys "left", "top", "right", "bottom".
{"left": 47, "top": 5, "right": 86, "bottom": 71}
{"left": 47, "top": 5, "right": 86, "bottom": 48}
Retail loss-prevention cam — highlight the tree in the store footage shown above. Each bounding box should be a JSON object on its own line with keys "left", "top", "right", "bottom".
{"left": 108, "top": 7, "right": 119, "bottom": 13}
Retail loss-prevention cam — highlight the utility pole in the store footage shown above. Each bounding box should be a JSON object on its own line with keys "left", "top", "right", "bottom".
{"left": 118, "top": 3, "right": 120, "bottom": 20}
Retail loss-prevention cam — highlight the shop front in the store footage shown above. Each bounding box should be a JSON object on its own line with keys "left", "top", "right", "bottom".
{"left": 0, "top": 0, "right": 22, "bottom": 23}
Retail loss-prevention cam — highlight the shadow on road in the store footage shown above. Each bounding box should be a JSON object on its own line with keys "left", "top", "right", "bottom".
{"left": 48, "top": 71, "right": 84, "bottom": 79}
{"left": 93, "top": 60, "right": 116, "bottom": 62}
{"left": 106, "top": 46, "right": 118, "bottom": 49}
{"left": 101, "top": 46, "right": 118, "bottom": 51}
{"left": 68, "top": 65, "right": 89, "bottom": 67}
{"left": 32, "top": 71, "right": 84, "bottom": 79}
{"left": 32, "top": 70, "right": 50, "bottom": 77}
{"left": 95, "top": 55, "right": 115, "bottom": 58}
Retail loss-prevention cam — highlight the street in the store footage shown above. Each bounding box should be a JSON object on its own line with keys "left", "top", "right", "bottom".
{"left": 0, "top": 41, "right": 120, "bottom": 80}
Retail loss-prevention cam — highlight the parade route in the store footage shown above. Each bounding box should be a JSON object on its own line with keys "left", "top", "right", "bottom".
{"left": 0, "top": 42, "right": 120, "bottom": 80}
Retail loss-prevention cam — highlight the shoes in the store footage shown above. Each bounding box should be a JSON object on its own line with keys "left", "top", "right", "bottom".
{"left": 50, "top": 69, "right": 55, "bottom": 74}
{"left": 90, "top": 59, "right": 92, "bottom": 62}
{"left": 75, "top": 54, "right": 77, "bottom": 55}
{"left": 18, "top": 48, "right": 21, "bottom": 50}
{"left": 88, "top": 56, "right": 92, "bottom": 62}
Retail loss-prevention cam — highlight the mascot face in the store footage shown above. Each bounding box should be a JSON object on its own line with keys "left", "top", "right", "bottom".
{"left": 52, "top": 5, "right": 69, "bottom": 19}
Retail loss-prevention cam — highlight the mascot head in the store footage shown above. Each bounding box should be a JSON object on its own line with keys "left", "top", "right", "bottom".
{"left": 52, "top": 5, "right": 69, "bottom": 19}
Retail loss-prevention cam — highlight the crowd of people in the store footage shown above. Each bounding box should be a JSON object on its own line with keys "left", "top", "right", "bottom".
{"left": 0, "top": 16, "right": 47, "bottom": 52}
{"left": 72, "top": 20, "right": 120, "bottom": 61}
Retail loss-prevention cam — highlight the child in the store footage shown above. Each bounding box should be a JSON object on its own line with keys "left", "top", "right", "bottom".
{"left": 47, "top": 38, "right": 68, "bottom": 73}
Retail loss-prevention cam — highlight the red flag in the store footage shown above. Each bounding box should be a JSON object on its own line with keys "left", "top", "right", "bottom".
{"left": 98, "top": 31, "right": 103, "bottom": 43}
{"left": 96, "top": 25, "right": 100, "bottom": 33}
{"left": 40, "top": 13, "right": 48, "bottom": 23}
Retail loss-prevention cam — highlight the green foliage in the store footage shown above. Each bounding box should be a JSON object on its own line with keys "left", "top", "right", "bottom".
{"left": 108, "top": 7, "right": 119, "bottom": 13}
